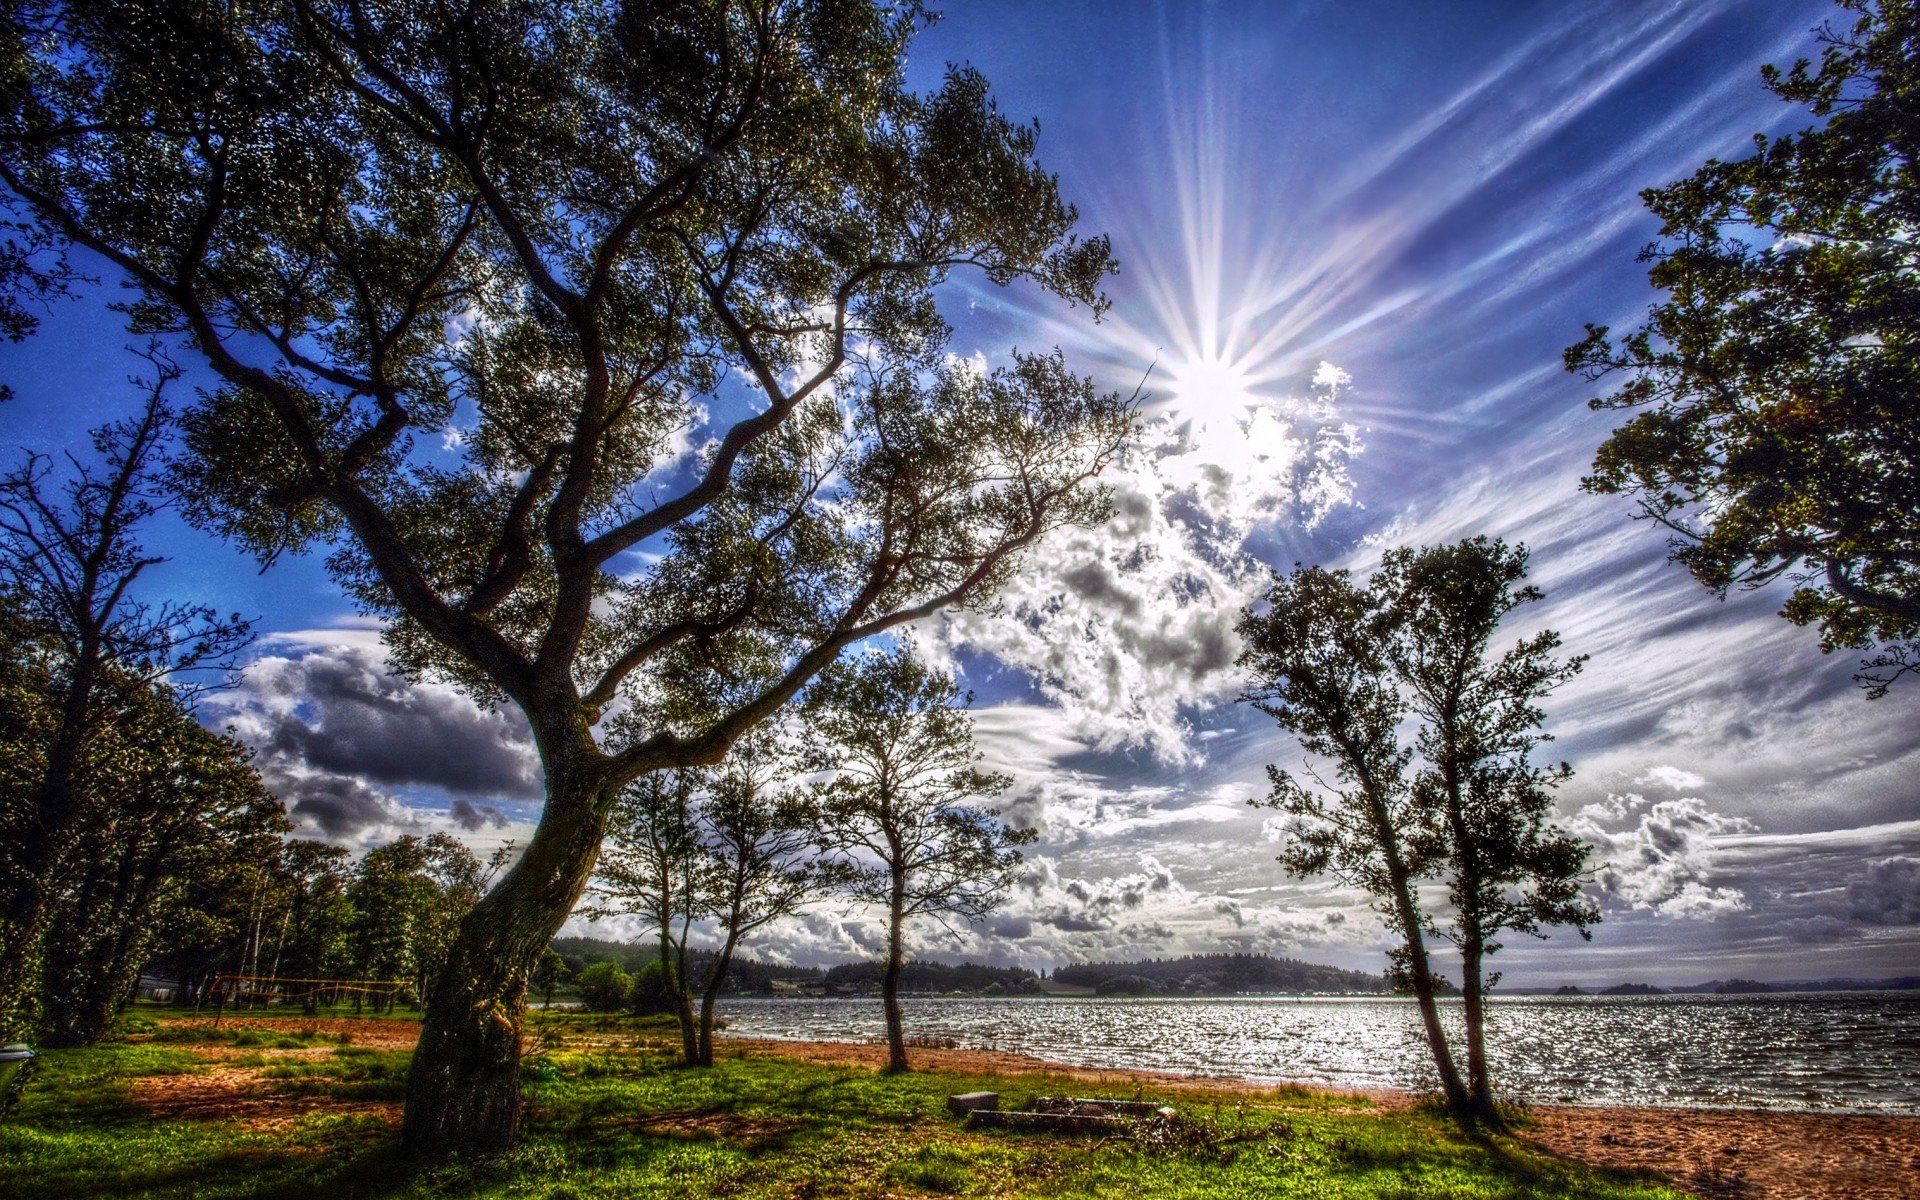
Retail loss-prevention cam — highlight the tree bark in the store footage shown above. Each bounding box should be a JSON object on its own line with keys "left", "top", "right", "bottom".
{"left": 1370, "top": 798, "right": 1468, "bottom": 1114}
{"left": 401, "top": 772, "right": 610, "bottom": 1157}
{"left": 696, "top": 927, "right": 743, "bottom": 1068}
{"left": 882, "top": 867, "right": 908, "bottom": 1074}
{"left": 1460, "top": 938, "right": 1497, "bottom": 1122}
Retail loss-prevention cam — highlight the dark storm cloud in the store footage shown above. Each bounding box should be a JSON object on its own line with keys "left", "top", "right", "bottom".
{"left": 1848, "top": 858, "right": 1920, "bottom": 926}
{"left": 451, "top": 798, "right": 511, "bottom": 832}
{"left": 254, "top": 645, "right": 540, "bottom": 800}
{"left": 277, "top": 772, "right": 406, "bottom": 840}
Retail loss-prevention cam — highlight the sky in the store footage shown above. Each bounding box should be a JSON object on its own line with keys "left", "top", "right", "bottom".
{"left": 4, "top": 0, "right": 1915, "bottom": 988}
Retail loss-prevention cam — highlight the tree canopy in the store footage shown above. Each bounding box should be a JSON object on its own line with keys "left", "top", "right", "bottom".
{"left": 1566, "top": 0, "right": 1920, "bottom": 696}
{"left": 0, "top": 0, "right": 1130, "bottom": 1152}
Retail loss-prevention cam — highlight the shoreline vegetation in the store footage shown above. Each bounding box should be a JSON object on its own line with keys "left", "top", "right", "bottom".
{"left": 6, "top": 1011, "right": 1915, "bottom": 1200}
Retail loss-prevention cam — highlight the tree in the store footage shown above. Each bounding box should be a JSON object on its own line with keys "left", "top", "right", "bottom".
{"left": 805, "top": 644, "right": 1031, "bottom": 1073}
{"left": 346, "top": 833, "right": 494, "bottom": 1010}
{"left": 573, "top": 961, "right": 634, "bottom": 1013}
{"left": 1239, "top": 545, "right": 1598, "bottom": 1122}
{"left": 589, "top": 769, "right": 715, "bottom": 1063}
{"left": 532, "top": 947, "right": 569, "bottom": 1011}
{"left": 0, "top": 360, "right": 251, "bottom": 1039}
{"left": 1376, "top": 539, "right": 1598, "bottom": 1121}
{"left": 1235, "top": 567, "right": 1469, "bottom": 1113}
{"left": 0, "top": 1, "right": 1129, "bottom": 1152}
{"left": 1566, "top": 0, "right": 1920, "bottom": 696}
{"left": 685, "top": 730, "right": 840, "bottom": 1064}
{"left": 37, "top": 687, "right": 286, "bottom": 1046}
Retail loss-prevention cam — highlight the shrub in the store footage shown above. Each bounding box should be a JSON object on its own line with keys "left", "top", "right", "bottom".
{"left": 574, "top": 963, "right": 634, "bottom": 1012}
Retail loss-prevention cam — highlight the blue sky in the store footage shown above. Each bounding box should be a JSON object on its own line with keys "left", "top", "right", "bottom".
{"left": 6, "top": 0, "right": 1915, "bottom": 987}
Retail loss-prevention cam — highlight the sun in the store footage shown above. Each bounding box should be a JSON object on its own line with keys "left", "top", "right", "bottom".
{"left": 1164, "top": 351, "right": 1260, "bottom": 412}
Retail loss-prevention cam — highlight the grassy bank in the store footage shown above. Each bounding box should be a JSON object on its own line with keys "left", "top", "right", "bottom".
{"left": 1, "top": 1012, "right": 1685, "bottom": 1200}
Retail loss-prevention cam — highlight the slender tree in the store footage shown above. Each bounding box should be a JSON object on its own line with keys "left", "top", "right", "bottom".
{"left": 1377, "top": 539, "right": 1599, "bottom": 1121}
{"left": 0, "top": 0, "right": 1130, "bottom": 1151}
{"left": 589, "top": 769, "right": 714, "bottom": 1064}
{"left": 532, "top": 947, "right": 569, "bottom": 1011}
{"left": 804, "top": 645, "right": 1030, "bottom": 1073}
{"left": 1236, "top": 568, "right": 1469, "bottom": 1112}
{"left": 689, "top": 730, "right": 840, "bottom": 1065}
{"left": 1567, "top": 0, "right": 1919, "bottom": 696}
{"left": 0, "top": 359, "right": 251, "bottom": 1039}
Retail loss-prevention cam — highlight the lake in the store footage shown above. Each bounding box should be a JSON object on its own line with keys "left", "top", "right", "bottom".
{"left": 715, "top": 992, "right": 1920, "bottom": 1114}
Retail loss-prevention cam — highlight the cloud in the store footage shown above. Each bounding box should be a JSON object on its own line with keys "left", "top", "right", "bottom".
{"left": 228, "top": 640, "right": 541, "bottom": 800}
{"left": 1636, "top": 765, "right": 1708, "bottom": 793}
{"left": 450, "top": 798, "right": 512, "bottom": 832}
{"left": 1848, "top": 858, "right": 1920, "bottom": 926}
{"left": 205, "top": 631, "right": 541, "bottom": 846}
{"left": 928, "top": 368, "right": 1361, "bottom": 762}
{"left": 1573, "top": 793, "right": 1755, "bottom": 918}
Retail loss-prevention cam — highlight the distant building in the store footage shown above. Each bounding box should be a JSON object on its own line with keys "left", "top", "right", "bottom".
{"left": 134, "top": 974, "right": 178, "bottom": 1003}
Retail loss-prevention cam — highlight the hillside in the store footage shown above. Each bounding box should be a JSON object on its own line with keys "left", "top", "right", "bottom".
{"left": 1052, "top": 953, "right": 1388, "bottom": 996}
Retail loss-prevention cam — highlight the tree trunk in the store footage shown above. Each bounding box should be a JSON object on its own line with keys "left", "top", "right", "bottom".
{"left": 1370, "top": 799, "right": 1468, "bottom": 1114}
{"left": 401, "top": 775, "right": 609, "bottom": 1157}
{"left": 1460, "top": 938, "right": 1498, "bottom": 1123}
{"left": 696, "top": 928, "right": 742, "bottom": 1068}
{"left": 882, "top": 869, "right": 908, "bottom": 1074}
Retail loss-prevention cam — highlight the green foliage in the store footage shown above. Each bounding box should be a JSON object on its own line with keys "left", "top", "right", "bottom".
{"left": 0, "top": 0, "right": 1132, "bottom": 1137}
{"left": 574, "top": 962, "right": 635, "bottom": 1013}
{"left": 1051, "top": 954, "right": 1387, "bottom": 996}
{"left": 1567, "top": 0, "right": 1920, "bottom": 695}
{"left": 804, "top": 645, "right": 1033, "bottom": 925}
{"left": 591, "top": 727, "right": 840, "bottom": 1061}
{"left": 0, "top": 1018, "right": 1691, "bottom": 1200}
{"left": 804, "top": 644, "right": 1033, "bottom": 1068}
{"left": 1238, "top": 539, "right": 1597, "bottom": 1117}
{"left": 0, "top": 367, "right": 258, "bottom": 1044}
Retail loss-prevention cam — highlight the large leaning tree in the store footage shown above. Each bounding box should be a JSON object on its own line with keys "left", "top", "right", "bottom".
{"left": 0, "top": 0, "right": 1131, "bottom": 1154}
{"left": 1567, "top": 0, "right": 1919, "bottom": 697}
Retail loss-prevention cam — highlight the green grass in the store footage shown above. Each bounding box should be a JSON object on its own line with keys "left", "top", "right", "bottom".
{"left": 0, "top": 1013, "right": 1688, "bottom": 1200}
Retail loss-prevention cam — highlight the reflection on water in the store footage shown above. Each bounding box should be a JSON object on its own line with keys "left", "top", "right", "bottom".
{"left": 715, "top": 992, "right": 1920, "bottom": 1113}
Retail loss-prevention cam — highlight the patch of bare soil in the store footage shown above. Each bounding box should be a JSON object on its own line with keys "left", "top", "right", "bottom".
{"left": 612, "top": 1108, "right": 799, "bottom": 1145}
{"left": 1525, "top": 1104, "right": 1920, "bottom": 1200}
{"left": 155, "top": 1015, "right": 423, "bottom": 1049}
{"left": 129, "top": 1065, "right": 399, "bottom": 1132}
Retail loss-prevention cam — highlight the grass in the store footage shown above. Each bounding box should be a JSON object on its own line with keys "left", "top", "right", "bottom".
{"left": 0, "top": 1012, "right": 1689, "bottom": 1200}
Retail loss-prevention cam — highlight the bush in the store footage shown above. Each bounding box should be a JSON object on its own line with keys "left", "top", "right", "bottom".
{"left": 574, "top": 962, "right": 634, "bottom": 1012}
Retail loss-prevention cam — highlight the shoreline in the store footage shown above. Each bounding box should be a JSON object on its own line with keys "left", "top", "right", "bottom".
{"left": 716, "top": 1028, "right": 1919, "bottom": 1119}
{"left": 127, "top": 1015, "right": 1920, "bottom": 1200}
{"left": 721, "top": 1033, "right": 1920, "bottom": 1200}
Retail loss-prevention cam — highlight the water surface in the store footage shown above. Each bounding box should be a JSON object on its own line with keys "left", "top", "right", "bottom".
{"left": 716, "top": 992, "right": 1920, "bottom": 1113}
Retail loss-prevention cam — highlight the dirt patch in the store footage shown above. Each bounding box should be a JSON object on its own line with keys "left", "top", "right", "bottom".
{"left": 130, "top": 1065, "right": 399, "bottom": 1132}
{"left": 154, "top": 1016, "right": 423, "bottom": 1050}
{"left": 613, "top": 1108, "right": 799, "bottom": 1145}
{"left": 1526, "top": 1104, "right": 1920, "bottom": 1200}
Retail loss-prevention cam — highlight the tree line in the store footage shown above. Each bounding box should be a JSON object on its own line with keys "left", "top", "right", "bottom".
{"left": 0, "top": 0, "right": 1911, "bottom": 1163}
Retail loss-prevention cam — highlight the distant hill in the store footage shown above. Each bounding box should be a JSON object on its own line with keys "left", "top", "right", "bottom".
{"left": 822, "top": 960, "right": 1045, "bottom": 996}
{"left": 551, "top": 937, "right": 822, "bottom": 994}
{"left": 1052, "top": 953, "right": 1388, "bottom": 996}
{"left": 1599, "top": 982, "right": 1668, "bottom": 996}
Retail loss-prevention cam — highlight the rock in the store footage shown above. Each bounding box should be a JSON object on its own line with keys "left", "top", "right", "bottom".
{"left": 947, "top": 1091, "right": 998, "bottom": 1118}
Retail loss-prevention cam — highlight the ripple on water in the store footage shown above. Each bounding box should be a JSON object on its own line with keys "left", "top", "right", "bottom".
{"left": 715, "top": 991, "right": 1920, "bottom": 1113}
